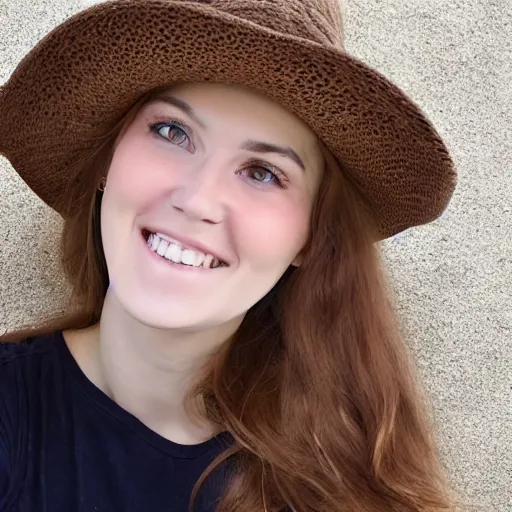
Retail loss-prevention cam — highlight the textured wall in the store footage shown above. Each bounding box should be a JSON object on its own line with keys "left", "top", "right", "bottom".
{"left": 0, "top": 1, "right": 510, "bottom": 510}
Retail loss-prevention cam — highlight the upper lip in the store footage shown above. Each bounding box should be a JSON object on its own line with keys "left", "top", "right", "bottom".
{"left": 143, "top": 226, "right": 230, "bottom": 265}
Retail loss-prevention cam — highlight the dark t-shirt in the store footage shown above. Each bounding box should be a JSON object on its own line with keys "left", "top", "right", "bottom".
{"left": 0, "top": 331, "right": 235, "bottom": 512}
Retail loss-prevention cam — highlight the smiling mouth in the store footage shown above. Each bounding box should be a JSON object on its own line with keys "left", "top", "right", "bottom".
{"left": 141, "top": 229, "right": 228, "bottom": 269}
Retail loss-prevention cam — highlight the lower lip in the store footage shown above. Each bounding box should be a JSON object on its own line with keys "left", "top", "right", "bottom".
{"left": 140, "top": 231, "right": 224, "bottom": 273}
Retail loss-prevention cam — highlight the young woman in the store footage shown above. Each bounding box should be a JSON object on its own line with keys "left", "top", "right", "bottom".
{"left": 0, "top": 1, "right": 461, "bottom": 511}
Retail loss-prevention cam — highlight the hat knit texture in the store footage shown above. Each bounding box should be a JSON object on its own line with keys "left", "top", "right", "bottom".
{"left": 0, "top": 0, "right": 456, "bottom": 240}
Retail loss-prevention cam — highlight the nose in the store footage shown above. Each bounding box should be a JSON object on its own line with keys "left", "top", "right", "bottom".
{"left": 168, "top": 158, "right": 225, "bottom": 224}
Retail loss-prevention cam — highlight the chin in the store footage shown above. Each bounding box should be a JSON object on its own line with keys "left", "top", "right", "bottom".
{"left": 119, "top": 295, "right": 223, "bottom": 332}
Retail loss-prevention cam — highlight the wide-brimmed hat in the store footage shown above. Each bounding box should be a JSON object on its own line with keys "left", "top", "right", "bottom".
{"left": 0, "top": 0, "right": 456, "bottom": 240}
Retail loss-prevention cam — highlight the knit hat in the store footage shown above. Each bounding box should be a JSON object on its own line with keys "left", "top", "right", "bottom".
{"left": 0, "top": 0, "right": 457, "bottom": 240}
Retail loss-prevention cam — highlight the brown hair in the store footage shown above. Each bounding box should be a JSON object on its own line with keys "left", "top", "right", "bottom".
{"left": 2, "top": 90, "right": 464, "bottom": 511}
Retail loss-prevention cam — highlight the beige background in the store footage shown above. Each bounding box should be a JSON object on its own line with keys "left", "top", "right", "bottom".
{"left": 0, "top": 1, "right": 511, "bottom": 510}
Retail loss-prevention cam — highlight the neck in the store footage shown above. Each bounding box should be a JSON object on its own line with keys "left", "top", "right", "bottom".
{"left": 67, "top": 289, "right": 242, "bottom": 445}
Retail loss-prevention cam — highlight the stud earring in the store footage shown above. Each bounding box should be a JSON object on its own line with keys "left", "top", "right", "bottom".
{"left": 98, "top": 177, "right": 107, "bottom": 192}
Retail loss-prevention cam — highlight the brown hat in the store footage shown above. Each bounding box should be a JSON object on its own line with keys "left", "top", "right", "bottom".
{"left": 0, "top": 0, "right": 456, "bottom": 240}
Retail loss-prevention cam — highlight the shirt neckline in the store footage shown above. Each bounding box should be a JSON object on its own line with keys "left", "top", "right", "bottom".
{"left": 53, "top": 329, "right": 234, "bottom": 459}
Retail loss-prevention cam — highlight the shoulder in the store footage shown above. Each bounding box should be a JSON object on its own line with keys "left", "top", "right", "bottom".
{"left": 0, "top": 331, "right": 66, "bottom": 396}
{"left": 0, "top": 331, "right": 65, "bottom": 438}
{"left": 0, "top": 332, "right": 66, "bottom": 503}
{"left": 0, "top": 331, "right": 61, "bottom": 367}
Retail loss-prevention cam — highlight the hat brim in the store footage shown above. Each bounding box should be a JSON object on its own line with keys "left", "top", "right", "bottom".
{"left": 0, "top": 0, "right": 456, "bottom": 240}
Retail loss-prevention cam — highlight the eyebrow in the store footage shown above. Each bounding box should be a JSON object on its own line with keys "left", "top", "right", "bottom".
{"left": 154, "top": 94, "right": 306, "bottom": 172}
{"left": 239, "top": 140, "right": 306, "bottom": 172}
{"left": 156, "top": 94, "right": 207, "bottom": 130}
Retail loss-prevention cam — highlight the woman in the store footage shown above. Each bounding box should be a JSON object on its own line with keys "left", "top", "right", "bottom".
{"left": 0, "top": 0, "right": 461, "bottom": 511}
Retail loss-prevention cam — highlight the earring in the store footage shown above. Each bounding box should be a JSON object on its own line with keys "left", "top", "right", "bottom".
{"left": 98, "top": 177, "right": 107, "bottom": 192}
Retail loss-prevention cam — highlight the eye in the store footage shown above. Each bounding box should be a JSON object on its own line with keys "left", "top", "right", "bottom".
{"left": 150, "top": 120, "right": 192, "bottom": 150}
{"left": 239, "top": 163, "right": 287, "bottom": 188}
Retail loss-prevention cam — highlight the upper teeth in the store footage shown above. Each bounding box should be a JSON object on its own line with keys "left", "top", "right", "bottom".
{"left": 147, "top": 232, "right": 221, "bottom": 268}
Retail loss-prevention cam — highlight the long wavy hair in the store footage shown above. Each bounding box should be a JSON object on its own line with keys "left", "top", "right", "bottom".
{"left": 2, "top": 89, "right": 464, "bottom": 512}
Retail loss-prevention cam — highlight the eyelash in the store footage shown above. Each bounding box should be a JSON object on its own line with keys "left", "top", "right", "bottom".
{"left": 147, "top": 117, "right": 288, "bottom": 188}
{"left": 149, "top": 117, "right": 192, "bottom": 149}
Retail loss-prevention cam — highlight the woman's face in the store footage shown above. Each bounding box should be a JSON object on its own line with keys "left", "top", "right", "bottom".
{"left": 100, "top": 82, "right": 324, "bottom": 330}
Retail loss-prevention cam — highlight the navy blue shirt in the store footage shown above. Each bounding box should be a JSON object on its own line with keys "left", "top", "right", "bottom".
{"left": 0, "top": 331, "right": 235, "bottom": 512}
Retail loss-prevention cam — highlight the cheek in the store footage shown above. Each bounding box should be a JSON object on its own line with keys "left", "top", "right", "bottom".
{"left": 100, "top": 137, "right": 171, "bottom": 264}
{"left": 106, "top": 137, "right": 171, "bottom": 211}
{"left": 237, "top": 196, "right": 312, "bottom": 267}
